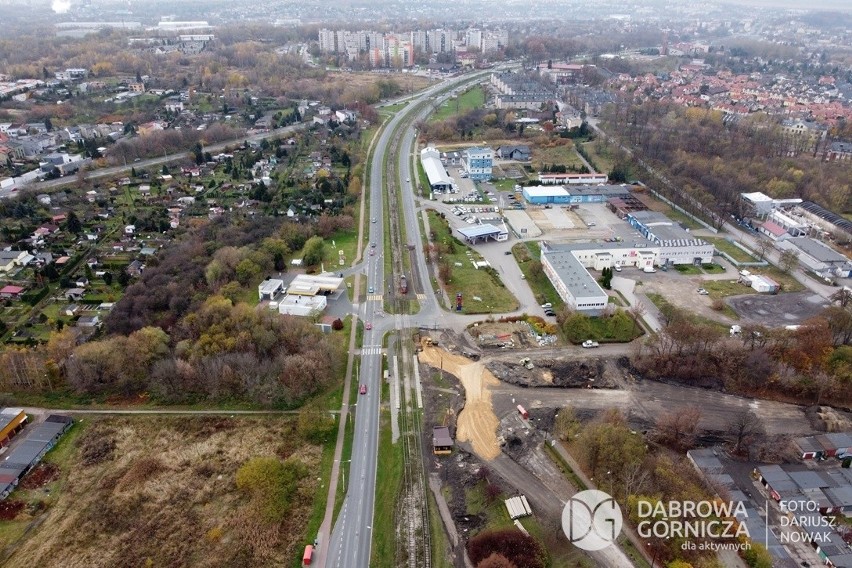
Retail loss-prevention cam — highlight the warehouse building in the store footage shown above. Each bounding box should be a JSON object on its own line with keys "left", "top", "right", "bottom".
{"left": 540, "top": 248, "right": 608, "bottom": 313}
{"left": 627, "top": 211, "right": 714, "bottom": 265}
{"left": 522, "top": 185, "right": 570, "bottom": 205}
{"left": 776, "top": 236, "right": 852, "bottom": 278}
{"left": 0, "top": 414, "right": 73, "bottom": 500}
{"left": 420, "top": 147, "right": 453, "bottom": 192}
{"left": 0, "top": 408, "right": 27, "bottom": 447}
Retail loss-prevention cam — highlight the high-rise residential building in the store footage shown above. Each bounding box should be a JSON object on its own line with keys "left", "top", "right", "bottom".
{"left": 318, "top": 28, "right": 337, "bottom": 53}
{"left": 465, "top": 28, "right": 483, "bottom": 50}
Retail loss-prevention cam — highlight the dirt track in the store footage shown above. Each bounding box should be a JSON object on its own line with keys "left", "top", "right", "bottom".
{"left": 418, "top": 346, "right": 501, "bottom": 460}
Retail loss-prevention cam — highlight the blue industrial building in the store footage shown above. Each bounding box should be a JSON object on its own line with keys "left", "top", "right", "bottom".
{"left": 522, "top": 186, "right": 571, "bottom": 204}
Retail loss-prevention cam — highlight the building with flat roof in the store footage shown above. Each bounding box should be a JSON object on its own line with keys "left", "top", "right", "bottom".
{"left": 258, "top": 278, "right": 285, "bottom": 301}
{"left": 522, "top": 185, "right": 569, "bottom": 204}
{"left": 462, "top": 147, "right": 492, "bottom": 181}
{"left": 540, "top": 248, "right": 608, "bottom": 313}
{"left": 286, "top": 274, "right": 344, "bottom": 296}
{"left": 776, "top": 236, "right": 852, "bottom": 278}
{"left": 538, "top": 173, "right": 609, "bottom": 185}
{"left": 627, "top": 211, "right": 714, "bottom": 265}
{"left": 278, "top": 295, "right": 327, "bottom": 317}
{"left": 457, "top": 223, "right": 508, "bottom": 243}
{"left": 420, "top": 147, "right": 453, "bottom": 192}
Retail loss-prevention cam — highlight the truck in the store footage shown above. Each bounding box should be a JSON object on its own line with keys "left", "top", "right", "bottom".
{"left": 302, "top": 545, "right": 313, "bottom": 565}
{"left": 643, "top": 266, "right": 656, "bottom": 273}
{"left": 399, "top": 274, "right": 408, "bottom": 295}
{"left": 517, "top": 405, "right": 529, "bottom": 419}
{"left": 582, "top": 340, "right": 600, "bottom": 348}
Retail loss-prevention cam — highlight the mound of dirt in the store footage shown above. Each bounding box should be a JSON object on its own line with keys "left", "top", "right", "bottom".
{"left": 486, "top": 358, "right": 617, "bottom": 389}
{"left": 418, "top": 345, "right": 501, "bottom": 460}
{"left": 0, "top": 500, "right": 24, "bottom": 521}
{"left": 18, "top": 463, "right": 59, "bottom": 490}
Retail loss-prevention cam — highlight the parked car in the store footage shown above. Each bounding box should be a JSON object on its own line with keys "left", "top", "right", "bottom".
{"left": 697, "top": 288, "right": 709, "bottom": 295}
{"left": 582, "top": 340, "right": 600, "bottom": 348}
{"left": 614, "top": 265, "right": 622, "bottom": 272}
{"left": 541, "top": 303, "right": 552, "bottom": 309}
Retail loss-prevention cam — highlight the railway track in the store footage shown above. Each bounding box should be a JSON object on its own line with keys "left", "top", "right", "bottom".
{"left": 386, "top": 116, "right": 431, "bottom": 568}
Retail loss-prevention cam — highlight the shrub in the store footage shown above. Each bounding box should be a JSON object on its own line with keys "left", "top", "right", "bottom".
{"left": 235, "top": 456, "right": 307, "bottom": 523}
{"left": 467, "top": 528, "right": 546, "bottom": 568}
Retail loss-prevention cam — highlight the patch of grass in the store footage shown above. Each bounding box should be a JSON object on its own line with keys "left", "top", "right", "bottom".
{"left": 428, "top": 85, "right": 485, "bottom": 123}
{"left": 701, "top": 262, "right": 725, "bottom": 274}
{"left": 645, "top": 292, "right": 730, "bottom": 332}
{"left": 673, "top": 264, "right": 702, "bottom": 275}
{"left": 705, "top": 237, "right": 759, "bottom": 263}
{"left": 618, "top": 534, "right": 653, "bottom": 568}
{"left": 427, "top": 490, "right": 453, "bottom": 568}
{"left": 371, "top": 408, "right": 404, "bottom": 568}
{"left": 512, "top": 241, "right": 562, "bottom": 308}
{"left": 543, "top": 443, "right": 588, "bottom": 491}
{"left": 323, "top": 230, "right": 358, "bottom": 268}
{"left": 580, "top": 141, "right": 614, "bottom": 174}
{"left": 532, "top": 142, "right": 585, "bottom": 172}
{"left": 701, "top": 279, "right": 755, "bottom": 299}
{"left": 493, "top": 178, "right": 523, "bottom": 191}
{"left": 428, "top": 211, "right": 518, "bottom": 314}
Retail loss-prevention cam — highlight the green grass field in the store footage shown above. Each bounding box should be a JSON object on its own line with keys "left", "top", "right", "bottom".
{"left": 512, "top": 241, "right": 563, "bottom": 308}
{"left": 705, "top": 237, "right": 759, "bottom": 263}
{"left": 428, "top": 211, "right": 518, "bottom": 314}
{"left": 428, "top": 86, "right": 485, "bottom": 123}
{"left": 532, "top": 143, "right": 586, "bottom": 171}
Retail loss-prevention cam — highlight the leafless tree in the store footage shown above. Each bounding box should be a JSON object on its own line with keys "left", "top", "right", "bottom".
{"left": 728, "top": 409, "right": 765, "bottom": 456}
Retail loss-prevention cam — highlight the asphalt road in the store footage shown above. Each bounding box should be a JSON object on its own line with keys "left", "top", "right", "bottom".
{"left": 323, "top": 70, "right": 496, "bottom": 568}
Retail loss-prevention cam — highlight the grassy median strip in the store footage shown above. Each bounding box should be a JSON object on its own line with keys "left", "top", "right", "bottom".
{"left": 512, "top": 241, "right": 563, "bottom": 308}
{"left": 371, "top": 409, "right": 404, "bottom": 568}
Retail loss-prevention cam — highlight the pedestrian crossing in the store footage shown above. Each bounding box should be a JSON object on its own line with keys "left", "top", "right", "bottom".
{"left": 361, "top": 346, "right": 383, "bottom": 356}
{"left": 416, "top": 293, "right": 427, "bottom": 300}
{"left": 367, "top": 294, "right": 383, "bottom": 302}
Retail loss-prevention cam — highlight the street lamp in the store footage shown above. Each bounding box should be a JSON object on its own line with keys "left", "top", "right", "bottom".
{"left": 648, "top": 542, "right": 658, "bottom": 568}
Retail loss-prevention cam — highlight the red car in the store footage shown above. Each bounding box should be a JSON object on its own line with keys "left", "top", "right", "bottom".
{"left": 365, "top": 322, "right": 372, "bottom": 330}
{"left": 360, "top": 384, "right": 367, "bottom": 395}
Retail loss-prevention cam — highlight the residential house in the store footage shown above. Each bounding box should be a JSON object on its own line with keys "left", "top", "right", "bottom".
{"left": 0, "top": 250, "right": 29, "bottom": 272}
{"left": 826, "top": 141, "right": 852, "bottom": 161}
{"left": 64, "top": 288, "right": 85, "bottom": 301}
{"left": 495, "top": 145, "right": 531, "bottom": 161}
{"left": 126, "top": 260, "right": 144, "bottom": 277}
{"left": 0, "top": 285, "right": 25, "bottom": 299}
{"left": 76, "top": 315, "right": 100, "bottom": 328}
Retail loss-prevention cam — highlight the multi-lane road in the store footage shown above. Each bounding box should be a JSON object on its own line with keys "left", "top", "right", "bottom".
{"left": 323, "top": 70, "right": 503, "bottom": 568}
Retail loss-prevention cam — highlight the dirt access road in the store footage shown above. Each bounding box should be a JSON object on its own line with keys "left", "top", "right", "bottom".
{"left": 418, "top": 345, "right": 501, "bottom": 459}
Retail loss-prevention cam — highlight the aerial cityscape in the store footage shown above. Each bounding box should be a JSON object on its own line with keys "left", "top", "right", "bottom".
{"left": 0, "top": 0, "right": 850, "bottom": 567}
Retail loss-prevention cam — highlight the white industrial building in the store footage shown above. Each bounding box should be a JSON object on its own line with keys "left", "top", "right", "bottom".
{"left": 540, "top": 248, "right": 609, "bottom": 313}
{"left": 627, "top": 211, "right": 714, "bottom": 266}
{"left": 740, "top": 191, "right": 803, "bottom": 218}
{"left": 258, "top": 278, "right": 285, "bottom": 301}
{"left": 278, "top": 295, "right": 328, "bottom": 317}
{"left": 420, "top": 147, "right": 453, "bottom": 192}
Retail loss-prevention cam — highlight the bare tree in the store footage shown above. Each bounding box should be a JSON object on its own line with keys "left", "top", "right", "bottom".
{"left": 778, "top": 249, "right": 799, "bottom": 274}
{"left": 655, "top": 405, "right": 702, "bottom": 451}
{"left": 728, "top": 409, "right": 765, "bottom": 456}
{"left": 830, "top": 287, "right": 852, "bottom": 308}
{"left": 754, "top": 238, "right": 773, "bottom": 261}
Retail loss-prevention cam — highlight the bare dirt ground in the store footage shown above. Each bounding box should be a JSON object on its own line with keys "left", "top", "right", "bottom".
{"left": 418, "top": 345, "right": 501, "bottom": 460}
{"left": 486, "top": 356, "right": 624, "bottom": 389}
{"left": 728, "top": 291, "right": 828, "bottom": 326}
{"left": 1, "top": 416, "right": 321, "bottom": 568}
{"left": 641, "top": 276, "right": 737, "bottom": 324}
